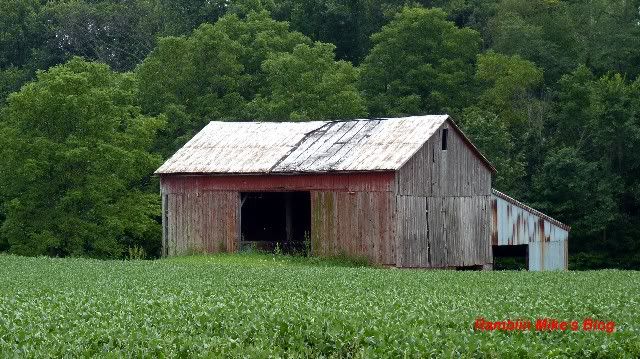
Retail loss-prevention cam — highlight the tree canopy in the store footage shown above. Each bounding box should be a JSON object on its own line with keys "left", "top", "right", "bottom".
{"left": 0, "top": 0, "right": 639, "bottom": 268}
{"left": 359, "top": 7, "right": 481, "bottom": 117}
{"left": 0, "top": 58, "right": 164, "bottom": 257}
{"left": 136, "top": 11, "right": 365, "bottom": 156}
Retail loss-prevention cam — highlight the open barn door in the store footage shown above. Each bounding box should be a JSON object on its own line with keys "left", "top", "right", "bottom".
{"left": 239, "top": 192, "right": 311, "bottom": 253}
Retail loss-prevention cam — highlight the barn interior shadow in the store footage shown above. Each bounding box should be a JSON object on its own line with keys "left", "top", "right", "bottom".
{"left": 492, "top": 244, "right": 528, "bottom": 270}
{"left": 240, "top": 192, "right": 311, "bottom": 253}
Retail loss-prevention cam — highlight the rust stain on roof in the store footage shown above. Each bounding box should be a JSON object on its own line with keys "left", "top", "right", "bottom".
{"left": 156, "top": 115, "right": 495, "bottom": 175}
{"left": 492, "top": 189, "right": 571, "bottom": 231}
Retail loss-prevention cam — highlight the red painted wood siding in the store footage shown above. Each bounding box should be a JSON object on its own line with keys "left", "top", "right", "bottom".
{"left": 161, "top": 172, "right": 397, "bottom": 265}
{"left": 161, "top": 172, "right": 395, "bottom": 193}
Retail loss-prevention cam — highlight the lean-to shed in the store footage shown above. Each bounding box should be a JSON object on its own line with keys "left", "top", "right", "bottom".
{"left": 491, "top": 189, "right": 570, "bottom": 271}
{"left": 156, "top": 115, "right": 568, "bottom": 270}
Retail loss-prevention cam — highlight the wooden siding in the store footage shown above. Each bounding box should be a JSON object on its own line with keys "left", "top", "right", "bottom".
{"left": 161, "top": 173, "right": 395, "bottom": 193}
{"left": 311, "top": 191, "right": 396, "bottom": 265}
{"left": 396, "top": 122, "right": 492, "bottom": 197}
{"left": 396, "top": 195, "right": 491, "bottom": 267}
{"left": 161, "top": 173, "right": 397, "bottom": 265}
{"left": 163, "top": 190, "right": 239, "bottom": 256}
{"left": 394, "top": 122, "right": 493, "bottom": 268}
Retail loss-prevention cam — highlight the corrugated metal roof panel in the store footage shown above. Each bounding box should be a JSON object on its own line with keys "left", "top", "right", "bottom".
{"left": 155, "top": 115, "right": 475, "bottom": 174}
{"left": 491, "top": 189, "right": 570, "bottom": 231}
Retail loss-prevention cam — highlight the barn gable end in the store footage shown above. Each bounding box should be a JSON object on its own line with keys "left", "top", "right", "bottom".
{"left": 394, "top": 119, "right": 494, "bottom": 268}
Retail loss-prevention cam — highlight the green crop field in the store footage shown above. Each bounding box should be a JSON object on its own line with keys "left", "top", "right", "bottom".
{"left": 0, "top": 254, "right": 638, "bottom": 358}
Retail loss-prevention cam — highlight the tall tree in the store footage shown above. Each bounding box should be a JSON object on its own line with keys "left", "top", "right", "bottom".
{"left": 0, "top": 0, "right": 44, "bottom": 102}
{"left": 473, "top": 51, "right": 545, "bottom": 194}
{"left": 534, "top": 66, "right": 640, "bottom": 268}
{"left": 0, "top": 58, "right": 164, "bottom": 258}
{"left": 359, "top": 7, "right": 481, "bottom": 117}
{"left": 459, "top": 107, "right": 524, "bottom": 192}
{"left": 247, "top": 42, "right": 366, "bottom": 121}
{"left": 40, "top": 0, "right": 161, "bottom": 72}
{"left": 488, "top": 0, "right": 577, "bottom": 84}
{"left": 137, "top": 11, "right": 365, "bottom": 156}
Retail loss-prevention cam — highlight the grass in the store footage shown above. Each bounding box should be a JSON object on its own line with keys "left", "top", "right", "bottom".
{"left": 0, "top": 253, "right": 639, "bottom": 357}
{"left": 168, "top": 251, "right": 374, "bottom": 268}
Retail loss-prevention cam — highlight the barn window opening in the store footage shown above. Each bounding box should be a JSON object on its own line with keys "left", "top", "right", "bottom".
{"left": 240, "top": 191, "right": 311, "bottom": 254}
{"left": 492, "top": 244, "right": 528, "bottom": 270}
{"left": 441, "top": 128, "right": 448, "bottom": 150}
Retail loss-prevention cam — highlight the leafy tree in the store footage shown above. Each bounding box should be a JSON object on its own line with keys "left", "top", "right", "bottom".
{"left": 136, "top": 21, "right": 246, "bottom": 155}
{"left": 271, "top": 0, "right": 395, "bottom": 64}
{"left": 460, "top": 107, "right": 524, "bottom": 192}
{"left": 247, "top": 42, "right": 366, "bottom": 120}
{"left": 0, "top": 0, "right": 45, "bottom": 103}
{"left": 150, "top": 0, "right": 272, "bottom": 36}
{"left": 547, "top": 65, "right": 594, "bottom": 149}
{"left": 474, "top": 51, "right": 547, "bottom": 193}
{"left": 137, "top": 11, "right": 365, "bottom": 156}
{"left": 0, "top": 0, "right": 42, "bottom": 68}
{"left": 570, "top": 0, "right": 640, "bottom": 79}
{"left": 211, "top": 11, "right": 310, "bottom": 96}
{"left": 475, "top": 51, "right": 543, "bottom": 124}
{"left": 487, "top": 0, "right": 579, "bottom": 83}
{"left": 0, "top": 58, "right": 164, "bottom": 258}
{"left": 461, "top": 51, "right": 542, "bottom": 194}
{"left": 535, "top": 66, "right": 640, "bottom": 267}
{"left": 271, "top": 0, "right": 500, "bottom": 64}
{"left": 359, "top": 7, "right": 481, "bottom": 117}
{"left": 40, "top": 0, "right": 161, "bottom": 72}
{"left": 532, "top": 147, "right": 622, "bottom": 242}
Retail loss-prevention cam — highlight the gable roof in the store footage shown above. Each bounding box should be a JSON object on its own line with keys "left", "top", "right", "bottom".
{"left": 155, "top": 115, "right": 496, "bottom": 175}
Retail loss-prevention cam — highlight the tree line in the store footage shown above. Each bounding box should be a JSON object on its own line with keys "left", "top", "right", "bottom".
{"left": 0, "top": 0, "right": 639, "bottom": 268}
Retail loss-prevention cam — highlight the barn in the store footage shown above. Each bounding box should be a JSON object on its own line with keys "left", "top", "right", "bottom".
{"left": 156, "top": 115, "right": 569, "bottom": 270}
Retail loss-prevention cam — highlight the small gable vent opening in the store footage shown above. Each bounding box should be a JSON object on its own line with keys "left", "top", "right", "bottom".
{"left": 441, "top": 128, "right": 448, "bottom": 150}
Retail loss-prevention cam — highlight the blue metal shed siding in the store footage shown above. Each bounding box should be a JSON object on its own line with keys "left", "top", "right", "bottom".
{"left": 491, "top": 189, "right": 569, "bottom": 271}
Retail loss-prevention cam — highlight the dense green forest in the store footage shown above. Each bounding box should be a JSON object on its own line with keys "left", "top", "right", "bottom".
{"left": 0, "top": 0, "right": 638, "bottom": 269}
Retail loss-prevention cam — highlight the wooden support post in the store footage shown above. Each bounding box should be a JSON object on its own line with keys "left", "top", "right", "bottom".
{"left": 285, "top": 192, "right": 293, "bottom": 242}
{"left": 162, "top": 192, "right": 168, "bottom": 257}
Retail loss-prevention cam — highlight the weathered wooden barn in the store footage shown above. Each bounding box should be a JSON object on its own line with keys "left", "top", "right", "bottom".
{"left": 156, "top": 115, "right": 569, "bottom": 270}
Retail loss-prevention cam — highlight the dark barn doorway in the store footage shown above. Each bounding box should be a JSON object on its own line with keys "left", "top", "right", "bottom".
{"left": 240, "top": 192, "right": 311, "bottom": 253}
{"left": 492, "top": 244, "right": 528, "bottom": 270}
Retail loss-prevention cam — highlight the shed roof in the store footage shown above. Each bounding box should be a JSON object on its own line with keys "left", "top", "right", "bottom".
{"left": 492, "top": 189, "right": 571, "bottom": 231}
{"left": 156, "top": 115, "right": 495, "bottom": 175}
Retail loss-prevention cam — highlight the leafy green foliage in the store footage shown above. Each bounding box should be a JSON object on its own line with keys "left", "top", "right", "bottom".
{"left": 460, "top": 107, "right": 525, "bottom": 191}
{"left": 0, "top": 254, "right": 639, "bottom": 356}
{"left": 488, "top": 0, "right": 577, "bottom": 84}
{"left": 359, "top": 7, "right": 481, "bottom": 117}
{"left": 475, "top": 51, "right": 543, "bottom": 126}
{"left": 137, "top": 11, "right": 365, "bottom": 156}
{"left": 247, "top": 42, "right": 366, "bottom": 121}
{"left": 535, "top": 67, "right": 640, "bottom": 265}
{"left": 0, "top": 58, "right": 164, "bottom": 258}
{"left": 461, "top": 51, "right": 542, "bottom": 194}
{"left": 135, "top": 21, "right": 246, "bottom": 155}
{"left": 0, "top": 0, "right": 42, "bottom": 67}
{"left": 0, "top": 0, "right": 639, "bottom": 268}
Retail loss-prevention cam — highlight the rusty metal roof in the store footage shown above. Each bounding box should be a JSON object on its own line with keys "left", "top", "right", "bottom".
{"left": 492, "top": 189, "right": 571, "bottom": 231}
{"left": 156, "top": 115, "right": 495, "bottom": 174}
